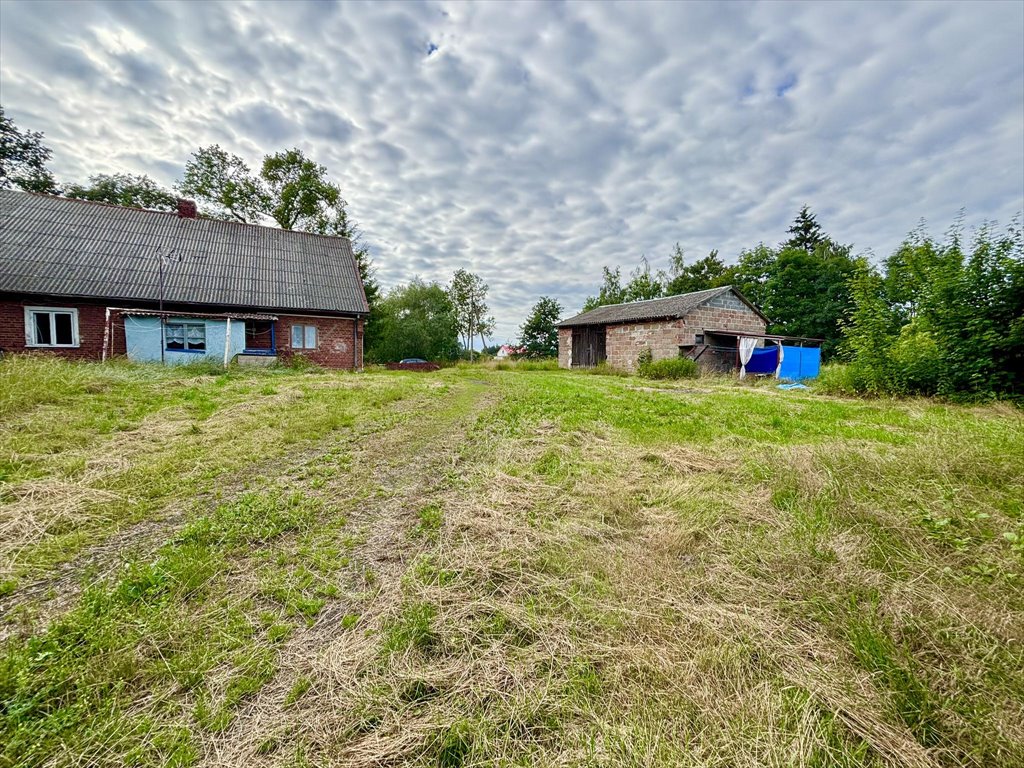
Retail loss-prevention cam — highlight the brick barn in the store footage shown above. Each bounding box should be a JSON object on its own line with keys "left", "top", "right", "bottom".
{"left": 0, "top": 190, "right": 368, "bottom": 368}
{"left": 557, "top": 286, "right": 769, "bottom": 372}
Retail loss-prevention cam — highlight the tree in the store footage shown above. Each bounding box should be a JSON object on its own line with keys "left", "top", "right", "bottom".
{"left": 260, "top": 149, "right": 342, "bottom": 232}
{"left": 366, "top": 279, "right": 460, "bottom": 363}
{"left": 763, "top": 241, "right": 859, "bottom": 357}
{"left": 518, "top": 297, "right": 563, "bottom": 357}
{"left": 582, "top": 266, "right": 626, "bottom": 311}
{"left": 64, "top": 173, "right": 177, "bottom": 211}
{"left": 178, "top": 144, "right": 265, "bottom": 223}
{"left": 784, "top": 205, "right": 826, "bottom": 252}
{"left": 720, "top": 244, "right": 777, "bottom": 310}
{"left": 448, "top": 269, "right": 492, "bottom": 359}
{"left": 662, "top": 245, "right": 728, "bottom": 295}
{"left": 180, "top": 145, "right": 380, "bottom": 326}
{"left": 622, "top": 257, "right": 663, "bottom": 302}
{"left": 0, "top": 106, "right": 57, "bottom": 193}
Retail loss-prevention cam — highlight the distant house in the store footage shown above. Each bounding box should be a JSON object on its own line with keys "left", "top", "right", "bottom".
{"left": 494, "top": 344, "right": 524, "bottom": 359}
{"left": 0, "top": 190, "right": 368, "bottom": 368}
{"left": 556, "top": 286, "right": 770, "bottom": 372}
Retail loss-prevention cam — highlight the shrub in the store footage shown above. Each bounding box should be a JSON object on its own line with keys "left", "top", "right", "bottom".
{"left": 888, "top": 323, "right": 941, "bottom": 395}
{"left": 814, "top": 363, "right": 864, "bottom": 396}
{"left": 637, "top": 356, "right": 699, "bottom": 380}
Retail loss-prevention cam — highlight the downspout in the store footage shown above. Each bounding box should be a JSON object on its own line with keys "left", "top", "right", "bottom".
{"left": 102, "top": 308, "right": 110, "bottom": 362}
{"left": 223, "top": 317, "right": 231, "bottom": 368}
{"left": 351, "top": 317, "right": 357, "bottom": 371}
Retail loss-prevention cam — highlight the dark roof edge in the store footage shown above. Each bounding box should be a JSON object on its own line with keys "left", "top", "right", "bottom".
{"left": 6, "top": 190, "right": 356, "bottom": 247}
{"left": 0, "top": 289, "right": 368, "bottom": 317}
{"left": 556, "top": 285, "right": 744, "bottom": 327}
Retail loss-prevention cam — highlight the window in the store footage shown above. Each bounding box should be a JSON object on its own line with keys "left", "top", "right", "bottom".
{"left": 694, "top": 333, "right": 705, "bottom": 345}
{"left": 165, "top": 322, "right": 206, "bottom": 352}
{"left": 25, "top": 307, "right": 79, "bottom": 347}
{"left": 291, "top": 324, "right": 317, "bottom": 350}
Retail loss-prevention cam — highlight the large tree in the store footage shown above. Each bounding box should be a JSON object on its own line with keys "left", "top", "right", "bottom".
{"left": 518, "top": 296, "right": 563, "bottom": 357}
{"left": 64, "top": 173, "right": 177, "bottom": 211}
{"left": 448, "top": 269, "right": 493, "bottom": 359}
{"left": 763, "top": 241, "right": 859, "bottom": 357}
{"left": 178, "top": 144, "right": 265, "bottom": 223}
{"left": 367, "top": 279, "right": 460, "bottom": 363}
{"left": 180, "top": 144, "right": 380, "bottom": 318}
{"left": 662, "top": 245, "right": 728, "bottom": 295}
{"left": 0, "top": 106, "right": 57, "bottom": 194}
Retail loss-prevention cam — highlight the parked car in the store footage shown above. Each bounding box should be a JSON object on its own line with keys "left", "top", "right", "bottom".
{"left": 400, "top": 358, "right": 428, "bottom": 363}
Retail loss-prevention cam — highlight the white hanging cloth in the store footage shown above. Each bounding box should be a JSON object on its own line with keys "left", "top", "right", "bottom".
{"left": 775, "top": 340, "right": 784, "bottom": 378}
{"left": 738, "top": 337, "right": 759, "bottom": 378}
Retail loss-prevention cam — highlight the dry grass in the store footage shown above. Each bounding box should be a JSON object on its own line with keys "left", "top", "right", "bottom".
{"left": 2, "top": 359, "right": 1021, "bottom": 767}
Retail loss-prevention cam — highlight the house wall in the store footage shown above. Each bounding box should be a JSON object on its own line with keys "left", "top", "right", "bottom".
{"left": 0, "top": 297, "right": 110, "bottom": 360}
{"left": 1, "top": 295, "right": 364, "bottom": 369}
{"left": 123, "top": 315, "right": 247, "bottom": 364}
{"left": 557, "top": 328, "right": 572, "bottom": 368}
{"left": 276, "top": 315, "right": 363, "bottom": 369}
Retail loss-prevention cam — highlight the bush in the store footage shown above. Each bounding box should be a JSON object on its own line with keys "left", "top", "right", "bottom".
{"left": 889, "top": 323, "right": 941, "bottom": 395}
{"left": 637, "top": 356, "right": 699, "bottom": 380}
{"left": 814, "top": 363, "right": 864, "bottom": 396}
{"left": 493, "top": 358, "right": 559, "bottom": 371}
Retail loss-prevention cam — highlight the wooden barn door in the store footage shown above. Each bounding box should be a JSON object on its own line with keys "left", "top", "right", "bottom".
{"left": 571, "top": 326, "right": 606, "bottom": 368}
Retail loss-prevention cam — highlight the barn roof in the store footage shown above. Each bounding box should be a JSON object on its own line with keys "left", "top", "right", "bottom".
{"left": 0, "top": 189, "right": 369, "bottom": 315}
{"left": 557, "top": 286, "right": 768, "bottom": 327}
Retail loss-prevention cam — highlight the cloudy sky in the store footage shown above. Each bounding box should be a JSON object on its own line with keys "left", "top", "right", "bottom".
{"left": 1, "top": 0, "right": 1022, "bottom": 342}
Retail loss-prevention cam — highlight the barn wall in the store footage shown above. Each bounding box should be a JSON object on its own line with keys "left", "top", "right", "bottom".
{"left": 606, "top": 319, "right": 685, "bottom": 371}
{"left": 680, "top": 296, "right": 767, "bottom": 344}
{"left": 557, "top": 328, "right": 572, "bottom": 368}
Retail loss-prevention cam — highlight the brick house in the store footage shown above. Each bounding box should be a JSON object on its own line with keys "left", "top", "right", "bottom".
{"left": 0, "top": 190, "right": 368, "bottom": 368}
{"left": 557, "top": 286, "right": 769, "bottom": 372}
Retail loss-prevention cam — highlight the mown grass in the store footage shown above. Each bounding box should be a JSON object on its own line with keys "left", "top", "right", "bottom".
{"left": 1, "top": 357, "right": 1022, "bottom": 767}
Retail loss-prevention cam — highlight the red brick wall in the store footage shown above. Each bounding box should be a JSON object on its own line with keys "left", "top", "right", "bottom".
{"left": 276, "top": 314, "right": 363, "bottom": 369}
{"left": 0, "top": 298, "right": 114, "bottom": 360}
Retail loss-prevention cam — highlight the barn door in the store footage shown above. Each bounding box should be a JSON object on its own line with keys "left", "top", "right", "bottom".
{"left": 571, "top": 326, "right": 606, "bottom": 367}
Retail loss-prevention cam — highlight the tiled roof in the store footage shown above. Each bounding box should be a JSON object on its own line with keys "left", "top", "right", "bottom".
{"left": 0, "top": 190, "right": 368, "bottom": 315}
{"left": 557, "top": 286, "right": 767, "bottom": 327}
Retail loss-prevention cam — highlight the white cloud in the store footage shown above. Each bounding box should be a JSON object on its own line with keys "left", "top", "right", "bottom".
{"left": 1, "top": 0, "right": 1021, "bottom": 343}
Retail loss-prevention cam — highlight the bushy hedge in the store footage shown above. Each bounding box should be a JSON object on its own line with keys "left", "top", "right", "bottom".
{"left": 637, "top": 353, "right": 699, "bottom": 380}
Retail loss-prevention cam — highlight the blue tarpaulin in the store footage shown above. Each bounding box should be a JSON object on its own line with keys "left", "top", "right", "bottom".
{"left": 744, "top": 346, "right": 779, "bottom": 374}
{"left": 778, "top": 346, "right": 821, "bottom": 381}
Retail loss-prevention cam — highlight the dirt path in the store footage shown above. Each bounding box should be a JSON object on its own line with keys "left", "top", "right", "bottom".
{"left": 0, "top": 379, "right": 465, "bottom": 642}
{"left": 196, "top": 377, "right": 496, "bottom": 766}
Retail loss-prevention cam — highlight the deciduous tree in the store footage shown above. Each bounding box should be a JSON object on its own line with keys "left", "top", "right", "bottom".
{"left": 0, "top": 106, "right": 57, "bottom": 194}
{"left": 64, "top": 173, "right": 177, "bottom": 211}
{"left": 366, "top": 279, "right": 459, "bottom": 362}
{"left": 518, "top": 296, "right": 563, "bottom": 357}
{"left": 448, "top": 269, "right": 492, "bottom": 359}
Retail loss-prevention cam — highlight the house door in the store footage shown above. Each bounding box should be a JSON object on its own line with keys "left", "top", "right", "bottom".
{"left": 571, "top": 326, "right": 606, "bottom": 368}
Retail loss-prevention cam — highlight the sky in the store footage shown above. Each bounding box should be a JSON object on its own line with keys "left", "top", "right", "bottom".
{"left": 1, "top": 0, "right": 1022, "bottom": 344}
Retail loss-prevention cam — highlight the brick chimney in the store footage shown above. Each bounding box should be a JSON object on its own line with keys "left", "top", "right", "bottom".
{"left": 177, "top": 199, "right": 198, "bottom": 219}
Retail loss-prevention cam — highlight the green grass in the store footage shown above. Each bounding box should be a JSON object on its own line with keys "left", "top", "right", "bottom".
{"left": 1, "top": 356, "right": 1022, "bottom": 767}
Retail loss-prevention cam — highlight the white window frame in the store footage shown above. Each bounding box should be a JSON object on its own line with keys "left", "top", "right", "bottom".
{"left": 165, "top": 321, "right": 207, "bottom": 353}
{"left": 291, "top": 323, "right": 318, "bottom": 350}
{"left": 24, "top": 306, "right": 80, "bottom": 348}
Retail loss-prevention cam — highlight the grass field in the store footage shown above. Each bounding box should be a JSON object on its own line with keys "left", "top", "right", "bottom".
{"left": 1, "top": 356, "right": 1022, "bottom": 768}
